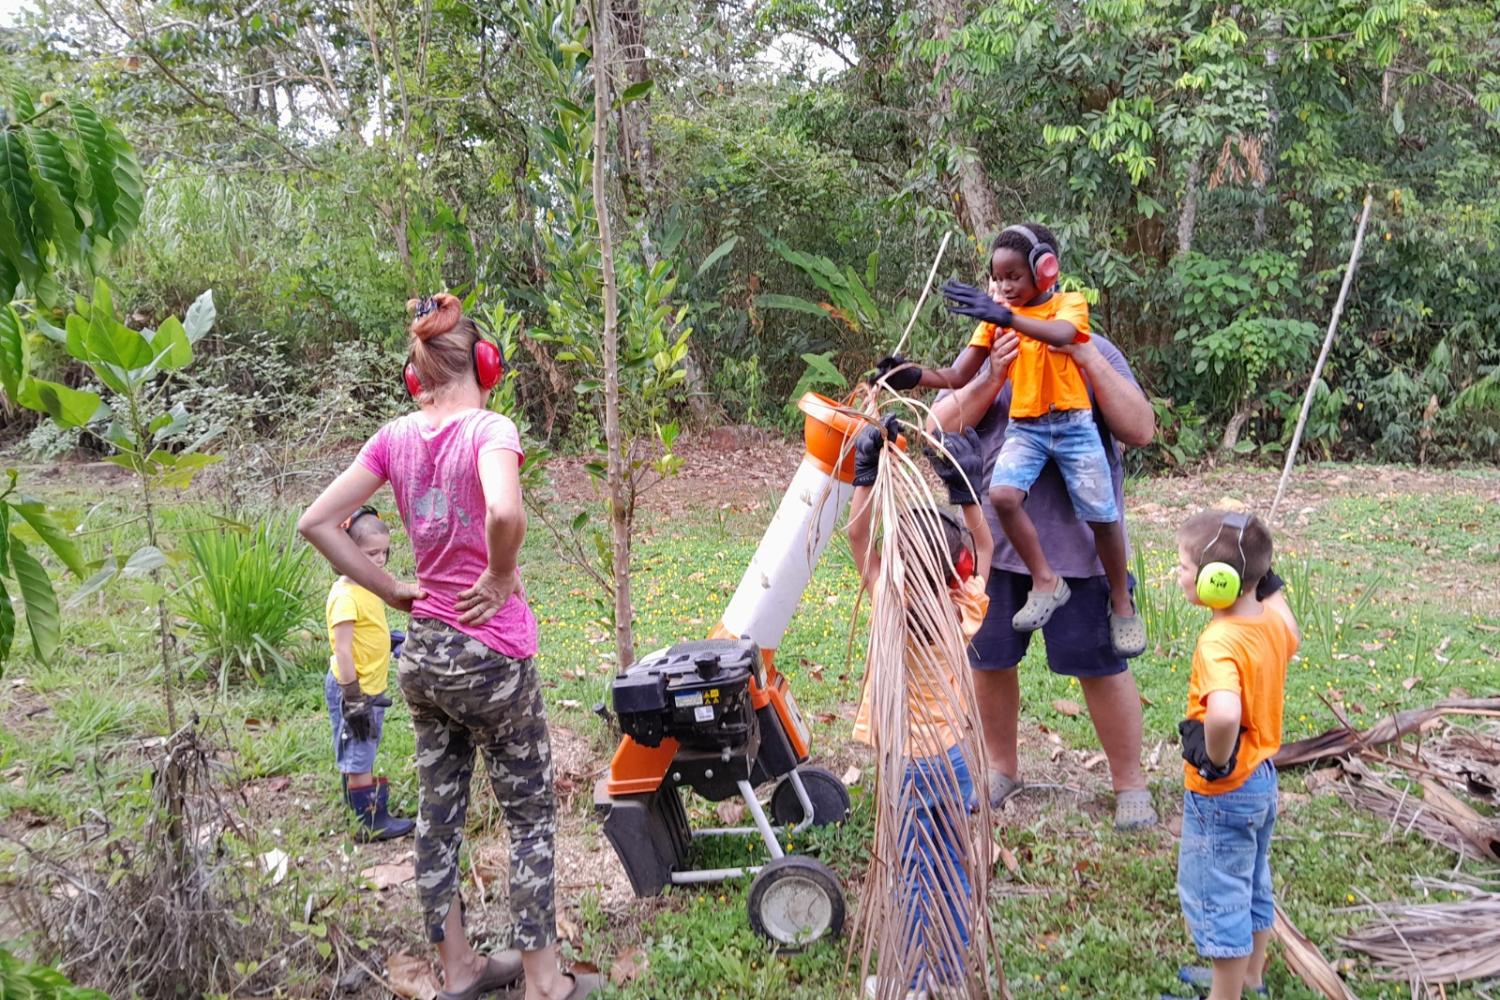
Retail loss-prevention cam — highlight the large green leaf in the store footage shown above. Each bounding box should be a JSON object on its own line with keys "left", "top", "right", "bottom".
{"left": 695, "top": 235, "right": 738, "bottom": 279}
{"left": 103, "top": 119, "right": 143, "bottom": 243}
{"left": 0, "top": 304, "right": 27, "bottom": 400}
{"left": 753, "top": 293, "right": 833, "bottom": 320}
{"left": 148, "top": 316, "right": 192, "bottom": 370}
{"left": 16, "top": 377, "right": 104, "bottom": 428}
{"left": 0, "top": 132, "right": 42, "bottom": 291}
{"left": 24, "top": 125, "right": 85, "bottom": 262}
{"left": 9, "top": 538, "right": 60, "bottom": 664}
{"left": 0, "top": 253, "right": 17, "bottom": 304}
{"left": 68, "top": 102, "right": 119, "bottom": 237}
{"left": 0, "top": 575, "right": 15, "bottom": 669}
{"left": 14, "top": 501, "right": 86, "bottom": 577}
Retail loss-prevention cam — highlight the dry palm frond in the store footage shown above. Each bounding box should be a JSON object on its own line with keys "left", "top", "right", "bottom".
{"left": 1340, "top": 883, "right": 1500, "bottom": 984}
{"left": 834, "top": 390, "right": 1003, "bottom": 999}
{"left": 1272, "top": 902, "right": 1360, "bottom": 1000}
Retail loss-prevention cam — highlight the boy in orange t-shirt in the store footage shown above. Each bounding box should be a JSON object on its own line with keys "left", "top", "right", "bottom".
{"left": 874, "top": 223, "right": 1143, "bottom": 658}
{"left": 1167, "top": 510, "right": 1299, "bottom": 1000}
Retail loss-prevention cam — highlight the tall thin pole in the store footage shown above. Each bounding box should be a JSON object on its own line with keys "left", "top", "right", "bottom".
{"left": 1270, "top": 190, "right": 1374, "bottom": 523}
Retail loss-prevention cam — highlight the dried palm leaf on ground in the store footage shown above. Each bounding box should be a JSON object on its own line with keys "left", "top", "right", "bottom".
{"left": 1274, "top": 697, "right": 1500, "bottom": 768}
{"left": 1340, "top": 884, "right": 1500, "bottom": 984}
{"left": 1336, "top": 757, "right": 1488, "bottom": 860}
{"left": 1272, "top": 902, "right": 1360, "bottom": 1000}
{"left": 842, "top": 394, "right": 1003, "bottom": 999}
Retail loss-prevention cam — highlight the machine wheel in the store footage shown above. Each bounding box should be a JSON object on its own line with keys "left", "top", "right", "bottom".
{"left": 770, "top": 765, "right": 850, "bottom": 827}
{"left": 747, "top": 855, "right": 845, "bottom": 950}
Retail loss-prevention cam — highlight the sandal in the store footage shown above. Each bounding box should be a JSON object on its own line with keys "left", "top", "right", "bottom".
{"left": 436, "top": 951, "right": 523, "bottom": 1000}
{"left": 558, "top": 971, "right": 603, "bottom": 999}
{"left": 1113, "top": 789, "right": 1158, "bottom": 831}
{"left": 1110, "top": 607, "right": 1147, "bottom": 659}
{"left": 1011, "top": 578, "right": 1071, "bottom": 632}
{"left": 986, "top": 770, "right": 1023, "bottom": 810}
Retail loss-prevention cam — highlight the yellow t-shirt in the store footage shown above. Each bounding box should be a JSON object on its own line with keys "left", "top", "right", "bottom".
{"left": 968, "top": 291, "right": 1092, "bottom": 419}
{"left": 853, "top": 576, "right": 989, "bottom": 758}
{"left": 1183, "top": 610, "right": 1299, "bottom": 795}
{"left": 326, "top": 577, "right": 391, "bottom": 696}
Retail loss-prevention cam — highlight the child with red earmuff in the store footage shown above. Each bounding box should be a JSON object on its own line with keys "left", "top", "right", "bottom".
{"left": 874, "top": 223, "right": 1145, "bottom": 660}
{"left": 298, "top": 293, "right": 600, "bottom": 1000}
{"left": 845, "top": 418, "right": 994, "bottom": 999}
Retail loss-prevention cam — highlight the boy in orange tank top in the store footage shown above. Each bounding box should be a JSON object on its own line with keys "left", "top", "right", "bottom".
{"left": 1166, "top": 510, "right": 1299, "bottom": 1000}
{"left": 874, "top": 224, "right": 1144, "bottom": 658}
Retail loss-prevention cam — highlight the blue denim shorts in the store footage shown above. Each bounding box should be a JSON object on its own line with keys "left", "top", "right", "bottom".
{"left": 1177, "top": 759, "right": 1278, "bottom": 958}
{"left": 990, "top": 408, "right": 1118, "bottom": 523}
{"left": 968, "top": 570, "right": 1133, "bottom": 677}
{"left": 900, "top": 744, "right": 976, "bottom": 989}
{"left": 324, "top": 671, "right": 387, "bottom": 774}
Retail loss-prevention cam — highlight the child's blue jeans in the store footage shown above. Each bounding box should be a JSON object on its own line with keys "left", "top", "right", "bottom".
{"left": 989, "top": 407, "right": 1118, "bottom": 523}
{"left": 1177, "top": 759, "right": 1278, "bottom": 958}
{"left": 324, "top": 671, "right": 386, "bottom": 774}
{"left": 899, "top": 743, "right": 976, "bottom": 989}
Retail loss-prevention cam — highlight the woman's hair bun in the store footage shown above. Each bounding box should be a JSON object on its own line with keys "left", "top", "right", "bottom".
{"left": 407, "top": 293, "right": 464, "bottom": 341}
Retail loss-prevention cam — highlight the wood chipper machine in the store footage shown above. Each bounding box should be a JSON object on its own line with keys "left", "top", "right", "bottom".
{"left": 594, "top": 392, "right": 880, "bottom": 949}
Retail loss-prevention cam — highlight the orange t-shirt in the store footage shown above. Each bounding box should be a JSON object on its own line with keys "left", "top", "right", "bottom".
{"left": 1182, "top": 610, "right": 1299, "bottom": 795}
{"left": 969, "top": 291, "right": 1092, "bottom": 419}
{"left": 853, "top": 576, "right": 988, "bottom": 758}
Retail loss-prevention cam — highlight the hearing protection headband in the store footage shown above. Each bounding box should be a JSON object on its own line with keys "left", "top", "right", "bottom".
{"left": 934, "top": 508, "right": 976, "bottom": 584}
{"left": 1195, "top": 512, "right": 1249, "bottom": 609}
{"left": 342, "top": 505, "right": 380, "bottom": 534}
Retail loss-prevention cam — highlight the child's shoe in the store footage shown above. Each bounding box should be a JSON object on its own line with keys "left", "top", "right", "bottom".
{"left": 346, "top": 778, "right": 416, "bottom": 842}
{"left": 1011, "top": 578, "right": 1071, "bottom": 631}
{"left": 1109, "top": 606, "right": 1147, "bottom": 658}
{"left": 1174, "top": 965, "right": 1268, "bottom": 996}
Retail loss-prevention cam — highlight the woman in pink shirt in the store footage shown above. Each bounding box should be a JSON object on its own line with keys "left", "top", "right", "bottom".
{"left": 299, "top": 294, "right": 598, "bottom": 1000}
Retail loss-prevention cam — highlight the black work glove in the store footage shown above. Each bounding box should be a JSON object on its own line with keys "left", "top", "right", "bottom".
{"left": 871, "top": 354, "right": 923, "bottom": 392}
{"left": 929, "top": 427, "right": 986, "bottom": 506}
{"left": 852, "top": 415, "right": 901, "bottom": 488}
{"left": 341, "top": 681, "right": 392, "bottom": 743}
{"left": 1178, "top": 718, "right": 1242, "bottom": 782}
{"left": 1256, "top": 567, "right": 1285, "bottom": 601}
{"left": 941, "top": 280, "right": 1013, "bottom": 328}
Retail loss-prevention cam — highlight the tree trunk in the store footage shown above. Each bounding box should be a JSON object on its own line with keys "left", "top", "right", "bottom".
{"left": 931, "top": 0, "right": 1001, "bottom": 238}
{"left": 1177, "top": 157, "right": 1201, "bottom": 256}
{"left": 592, "top": 1, "right": 635, "bottom": 668}
{"left": 611, "top": 0, "right": 654, "bottom": 205}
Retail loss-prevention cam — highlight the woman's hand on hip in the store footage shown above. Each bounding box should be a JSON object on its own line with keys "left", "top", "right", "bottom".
{"left": 383, "top": 579, "right": 426, "bottom": 613}
{"left": 456, "top": 568, "right": 519, "bottom": 626}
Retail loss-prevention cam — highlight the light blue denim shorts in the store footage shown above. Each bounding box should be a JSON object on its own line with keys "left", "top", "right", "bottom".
{"left": 989, "top": 408, "right": 1118, "bottom": 523}
{"left": 1177, "top": 759, "right": 1278, "bottom": 958}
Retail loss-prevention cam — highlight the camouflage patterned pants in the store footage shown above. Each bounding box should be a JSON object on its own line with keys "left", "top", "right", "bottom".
{"left": 398, "top": 617, "right": 557, "bottom": 948}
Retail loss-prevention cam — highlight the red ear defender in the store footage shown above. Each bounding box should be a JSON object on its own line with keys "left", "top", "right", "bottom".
{"left": 403, "top": 362, "right": 423, "bottom": 398}
{"left": 1032, "top": 249, "right": 1059, "bottom": 292}
{"left": 954, "top": 546, "right": 975, "bottom": 583}
{"left": 473, "top": 338, "right": 504, "bottom": 391}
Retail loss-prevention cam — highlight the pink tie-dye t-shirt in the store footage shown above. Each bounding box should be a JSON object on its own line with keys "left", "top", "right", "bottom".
{"left": 356, "top": 409, "right": 538, "bottom": 659}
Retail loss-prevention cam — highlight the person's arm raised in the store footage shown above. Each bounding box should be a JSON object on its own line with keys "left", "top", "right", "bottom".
{"left": 456, "top": 448, "right": 526, "bottom": 627}
{"left": 928, "top": 330, "right": 1017, "bottom": 433}
{"left": 1057, "top": 339, "right": 1155, "bottom": 448}
{"left": 299, "top": 464, "right": 424, "bottom": 611}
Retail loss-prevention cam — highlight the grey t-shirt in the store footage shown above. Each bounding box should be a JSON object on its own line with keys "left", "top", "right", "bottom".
{"left": 944, "top": 335, "right": 1140, "bottom": 578}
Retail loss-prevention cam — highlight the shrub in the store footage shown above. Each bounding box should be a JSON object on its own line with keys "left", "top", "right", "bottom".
{"left": 175, "top": 517, "right": 316, "bottom": 686}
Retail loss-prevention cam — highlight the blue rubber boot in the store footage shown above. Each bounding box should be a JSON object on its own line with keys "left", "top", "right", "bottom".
{"left": 347, "top": 779, "right": 415, "bottom": 842}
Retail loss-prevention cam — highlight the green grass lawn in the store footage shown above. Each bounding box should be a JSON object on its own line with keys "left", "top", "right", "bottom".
{"left": 0, "top": 463, "right": 1496, "bottom": 997}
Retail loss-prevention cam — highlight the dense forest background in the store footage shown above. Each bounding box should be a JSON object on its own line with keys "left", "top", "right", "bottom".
{"left": 3, "top": 0, "right": 1499, "bottom": 471}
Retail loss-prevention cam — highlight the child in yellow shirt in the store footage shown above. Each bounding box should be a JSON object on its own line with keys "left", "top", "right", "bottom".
{"left": 873, "top": 223, "right": 1143, "bottom": 658}
{"left": 325, "top": 506, "right": 413, "bottom": 841}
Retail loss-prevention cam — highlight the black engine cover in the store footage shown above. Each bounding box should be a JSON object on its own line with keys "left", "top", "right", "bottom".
{"left": 613, "top": 638, "right": 761, "bottom": 752}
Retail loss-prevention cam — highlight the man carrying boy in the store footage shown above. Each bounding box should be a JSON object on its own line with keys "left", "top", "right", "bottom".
{"left": 325, "top": 506, "right": 414, "bottom": 842}
{"left": 1169, "top": 510, "right": 1299, "bottom": 1000}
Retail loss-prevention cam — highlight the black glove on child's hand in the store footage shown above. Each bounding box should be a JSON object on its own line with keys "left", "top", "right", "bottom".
{"left": 1178, "top": 718, "right": 1242, "bottom": 782}
{"left": 1256, "top": 567, "right": 1285, "bottom": 601}
{"left": 872, "top": 355, "right": 923, "bottom": 392}
{"left": 852, "top": 415, "right": 901, "bottom": 488}
{"left": 941, "top": 280, "right": 1013, "bottom": 328}
{"left": 340, "top": 681, "right": 392, "bottom": 744}
{"left": 929, "top": 427, "right": 986, "bottom": 506}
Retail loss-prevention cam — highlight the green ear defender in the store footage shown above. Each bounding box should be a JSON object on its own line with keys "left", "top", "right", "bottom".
{"left": 1195, "top": 512, "right": 1249, "bottom": 609}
